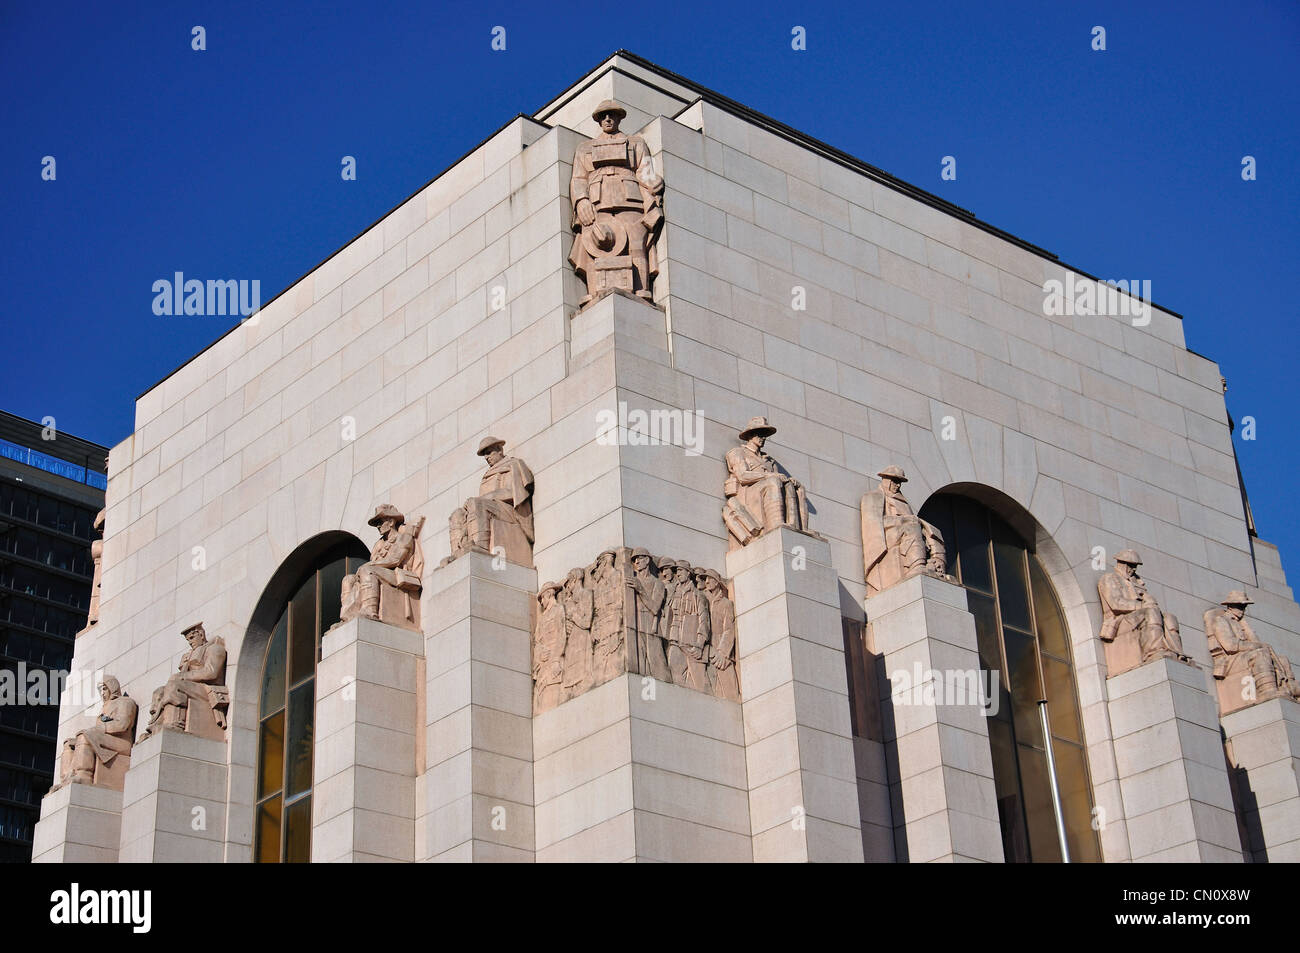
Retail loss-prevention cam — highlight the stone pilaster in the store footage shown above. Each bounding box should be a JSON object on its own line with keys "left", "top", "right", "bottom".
{"left": 311, "top": 616, "right": 421, "bottom": 862}
{"left": 32, "top": 783, "right": 123, "bottom": 863}
{"left": 532, "top": 674, "right": 749, "bottom": 862}
{"left": 727, "top": 526, "right": 863, "bottom": 862}
{"left": 867, "top": 573, "right": 1003, "bottom": 863}
{"left": 421, "top": 552, "right": 536, "bottom": 861}
{"left": 1107, "top": 657, "right": 1242, "bottom": 861}
{"left": 1221, "top": 696, "right": 1300, "bottom": 862}
{"left": 119, "top": 731, "right": 228, "bottom": 862}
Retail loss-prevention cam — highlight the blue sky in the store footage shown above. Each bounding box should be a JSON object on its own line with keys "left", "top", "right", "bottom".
{"left": 2, "top": 1, "right": 1296, "bottom": 571}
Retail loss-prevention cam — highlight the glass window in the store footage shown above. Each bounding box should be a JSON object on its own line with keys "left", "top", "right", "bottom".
{"left": 252, "top": 543, "right": 360, "bottom": 863}
{"left": 919, "top": 493, "right": 1102, "bottom": 863}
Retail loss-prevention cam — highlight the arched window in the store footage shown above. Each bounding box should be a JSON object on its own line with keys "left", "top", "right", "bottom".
{"left": 254, "top": 541, "right": 367, "bottom": 863}
{"left": 920, "top": 493, "right": 1101, "bottom": 863}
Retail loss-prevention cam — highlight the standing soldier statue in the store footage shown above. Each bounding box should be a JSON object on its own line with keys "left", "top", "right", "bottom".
{"left": 568, "top": 100, "right": 665, "bottom": 309}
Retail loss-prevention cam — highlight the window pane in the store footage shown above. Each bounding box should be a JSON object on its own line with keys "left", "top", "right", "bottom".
{"left": 1004, "top": 628, "right": 1043, "bottom": 747}
{"left": 284, "top": 795, "right": 312, "bottom": 863}
{"left": 257, "top": 711, "right": 284, "bottom": 799}
{"left": 1017, "top": 744, "right": 1063, "bottom": 863}
{"left": 1029, "top": 558, "right": 1070, "bottom": 658}
{"left": 318, "top": 558, "right": 346, "bottom": 636}
{"left": 1042, "top": 656, "right": 1082, "bottom": 745}
{"left": 989, "top": 719, "right": 1029, "bottom": 863}
{"left": 288, "top": 574, "right": 317, "bottom": 686}
{"left": 993, "top": 540, "right": 1032, "bottom": 631}
{"left": 286, "top": 680, "right": 315, "bottom": 798}
{"left": 953, "top": 500, "right": 992, "bottom": 592}
{"left": 260, "top": 613, "right": 287, "bottom": 718}
{"left": 255, "top": 796, "right": 282, "bottom": 863}
{"left": 1054, "top": 740, "right": 1102, "bottom": 862}
{"left": 920, "top": 496, "right": 956, "bottom": 578}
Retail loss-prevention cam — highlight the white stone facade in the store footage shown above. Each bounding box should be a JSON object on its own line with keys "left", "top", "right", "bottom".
{"left": 45, "top": 52, "right": 1300, "bottom": 862}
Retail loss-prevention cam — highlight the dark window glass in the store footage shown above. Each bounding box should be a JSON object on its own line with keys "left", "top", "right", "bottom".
{"left": 952, "top": 499, "right": 992, "bottom": 592}
{"left": 288, "top": 577, "right": 316, "bottom": 687}
{"left": 918, "top": 492, "right": 1101, "bottom": 863}
{"left": 260, "top": 615, "right": 287, "bottom": 718}
{"left": 284, "top": 796, "right": 312, "bottom": 864}
{"left": 318, "top": 559, "right": 346, "bottom": 636}
{"left": 285, "top": 682, "right": 314, "bottom": 798}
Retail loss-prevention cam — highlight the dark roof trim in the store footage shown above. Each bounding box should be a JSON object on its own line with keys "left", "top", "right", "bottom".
{"left": 136, "top": 112, "right": 551, "bottom": 401}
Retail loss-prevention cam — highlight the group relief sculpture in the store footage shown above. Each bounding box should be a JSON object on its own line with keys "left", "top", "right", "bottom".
{"left": 532, "top": 548, "right": 739, "bottom": 714}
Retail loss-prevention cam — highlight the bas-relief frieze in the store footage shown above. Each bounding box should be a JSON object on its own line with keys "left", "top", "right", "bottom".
{"left": 532, "top": 548, "right": 739, "bottom": 714}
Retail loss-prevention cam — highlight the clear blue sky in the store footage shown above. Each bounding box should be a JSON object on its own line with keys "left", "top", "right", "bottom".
{"left": 2, "top": 1, "right": 1296, "bottom": 572}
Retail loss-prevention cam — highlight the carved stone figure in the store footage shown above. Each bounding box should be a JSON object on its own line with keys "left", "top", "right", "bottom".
{"left": 590, "top": 549, "right": 625, "bottom": 685}
{"left": 628, "top": 548, "right": 670, "bottom": 682}
{"left": 81, "top": 508, "right": 106, "bottom": 633}
{"left": 533, "top": 583, "right": 567, "bottom": 714}
{"left": 723, "top": 416, "right": 812, "bottom": 549}
{"left": 568, "top": 100, "right": 665, "bottom": 310}
{"left": 665, "top": 562, "right": 712, "bottom": 692}
{"left": 1098, "top": 550, "right": 1188, "bottom": 677}
{"left": 52, "top": 676, "right": 137, "bottom": 791}
{"left": 1206, "top": 590, "right": 1300, "bottom": 715}
{"left": 531, "top": 550, "right": 743, "bottom": 713}
{"left": 444, "top": 437, "right": 535, "bottom": 568}
{"left": 340, "top": 504, "right": 425, "bottom": 632}
{"left": 140, "top": 623, "right": 229, "bottom": 742}
{"left": 561, "top": 568, "right": 594, "bottom": 702}
{"left": 861, "top": 466, "right": 950, "bottom": 596}
{"left": 700, "top": 568, "right": 740, "bottom": 702}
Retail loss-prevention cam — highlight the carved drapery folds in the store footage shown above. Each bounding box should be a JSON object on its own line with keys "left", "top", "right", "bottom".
{"left": 531, "top": 548, "right": 740, "bottom": 714}
{"left": 723, "top": 416, "right": 814, "bottom": 550}
{"left": 1207, "top": 590, "right": 1300, "bottom": 715}
{"left": 1097, "top": 549, "right": 1189, "bottom": 677}
{"left": 340, "top": 504, "right": 426, "bottom": 632}
{"left": 52, "top": 675, "right": 137, "bottom": 792}
{"left": 140, "top": 623, "right": 229, "bottom": 742}
{"left": 568, "top": 100, "right": 664, "bottom": 311}
{"left": 443, "top": 437, "right": 534, "bottom": 569}
{"left": 860, "top": 466, "right": 951, "bottom": 596}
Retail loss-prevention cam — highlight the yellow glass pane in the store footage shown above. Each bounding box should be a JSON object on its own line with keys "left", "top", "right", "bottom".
{"left": 257, "top": 711, "right": 284, "bottom": 799}
{"left": 255, "top": 796, "right": 282, "bottom": 863}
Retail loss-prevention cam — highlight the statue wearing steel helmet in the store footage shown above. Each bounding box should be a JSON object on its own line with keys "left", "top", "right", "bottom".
{"left": 568, "top": 100, "right": 665, "bottom": 310}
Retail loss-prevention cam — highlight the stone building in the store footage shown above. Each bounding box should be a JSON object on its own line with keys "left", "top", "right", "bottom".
{"left": 0, "top": 411, "right": 106, "bottom": 861}
{"left": 33, "top": 51, "right": 1300, "bottom": 863}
